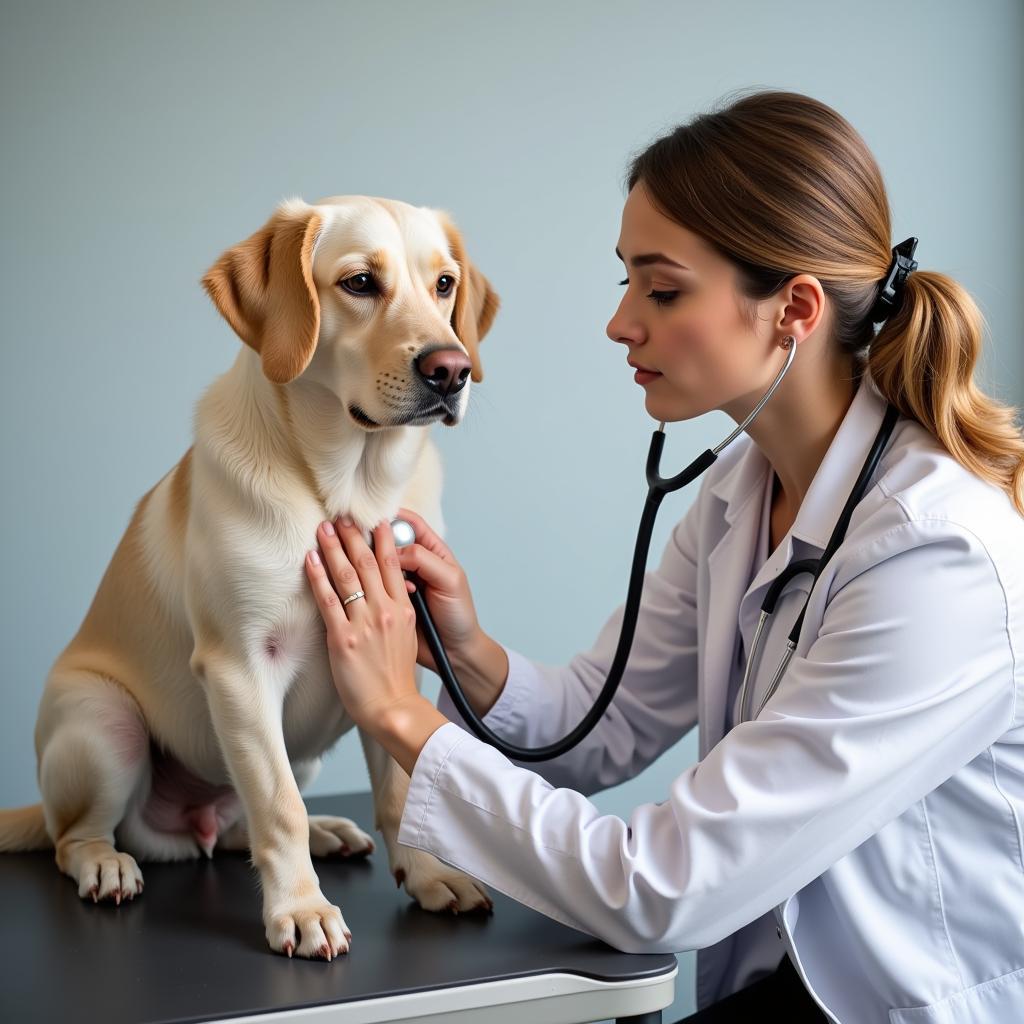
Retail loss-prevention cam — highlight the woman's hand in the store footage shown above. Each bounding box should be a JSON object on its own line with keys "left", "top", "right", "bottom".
{"left": 304, "top": 515, "right": 423, "bottom": 733}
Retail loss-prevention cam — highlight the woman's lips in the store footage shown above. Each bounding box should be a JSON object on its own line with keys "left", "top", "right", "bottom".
{"left": 633, "top": 368, "right": 662, "bottom": 385}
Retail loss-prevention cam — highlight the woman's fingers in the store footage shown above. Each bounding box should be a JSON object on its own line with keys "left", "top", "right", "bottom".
{"left": 315, "top": 519, "right": 373, "bottom": 613}
{"left": 370, "top": 520, "right": 408, "bottom": 603}
{"left": 304, "top": 548, "right": 349, "bottom": 635}
{"left": 310, "top": 511, "right": 448, "bottom": 615}
{"left": 333, "top": 517, "right": 387, "bottom": 604}
{"left": 396, "top": 542, "right": 455, "bottom": 590}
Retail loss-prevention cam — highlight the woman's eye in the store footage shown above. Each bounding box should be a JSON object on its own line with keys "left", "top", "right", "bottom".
{"left": 617, "top": 279, "right": 679, "bottom": 307}
{"left": 340, "top": 272, "right": 377, "bottom": 295}
{"left": 437, "top": 274, "right": 455, "bottom": 296}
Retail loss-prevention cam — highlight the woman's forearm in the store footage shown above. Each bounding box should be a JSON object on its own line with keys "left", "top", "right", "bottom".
{"left": 376, "top": 630, "right": 511, "bottom": 777}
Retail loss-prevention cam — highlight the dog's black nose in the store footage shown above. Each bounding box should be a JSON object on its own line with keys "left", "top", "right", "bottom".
{"left": 414, "top": 348, "right": 472, "bottom": 397}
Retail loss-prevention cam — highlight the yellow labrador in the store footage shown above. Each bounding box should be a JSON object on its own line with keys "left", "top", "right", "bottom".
{"left": 0, "top": 195, "right": 500, "bottom": 959}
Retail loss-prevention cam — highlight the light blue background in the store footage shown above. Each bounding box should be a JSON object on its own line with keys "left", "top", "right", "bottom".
{"left": 2, "top": 1, "right": 1021, "bottom": 1018}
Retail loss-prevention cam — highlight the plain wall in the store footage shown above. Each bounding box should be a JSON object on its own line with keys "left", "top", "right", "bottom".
{"left": 2, "top": 1, "right": 1021, "bottom": 1017}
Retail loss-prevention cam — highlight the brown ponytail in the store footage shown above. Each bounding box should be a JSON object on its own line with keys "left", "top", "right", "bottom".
{"left": 624, "top": 88, "right": 1024, "bottom": 516}
{"left": 869, "top": 271, "right": 1024, "bottom": 514}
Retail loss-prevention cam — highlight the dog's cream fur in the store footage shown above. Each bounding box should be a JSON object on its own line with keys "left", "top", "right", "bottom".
{"left": 0, "top": 195, "right": 500, "bottom": 959}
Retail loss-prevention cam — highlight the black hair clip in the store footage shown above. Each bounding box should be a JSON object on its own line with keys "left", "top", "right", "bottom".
{"left": 868, "top": 236, "right": 919, "bottom": 325}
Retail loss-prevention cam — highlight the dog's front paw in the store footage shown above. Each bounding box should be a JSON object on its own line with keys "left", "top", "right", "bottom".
{"left": 307, "top": 814, "right": 375, "bottom": 860}
{"left": 264, "top": 889, "right": 352, "bottom": 960}
{"left": 391, "top": 848, "right": 493, "bottom": 915}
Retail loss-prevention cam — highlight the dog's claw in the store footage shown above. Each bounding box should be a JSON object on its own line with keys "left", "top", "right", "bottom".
{"left": 394, "top": 867, "right": 406, "bottom": 889}
{"left": 447, "top": 899, "right": 458, "bottom": 915}
{"left": 284, "top": 941, "right": 294, "bottom": 958}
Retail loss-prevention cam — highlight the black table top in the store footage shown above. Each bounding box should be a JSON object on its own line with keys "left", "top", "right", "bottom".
{"left": 0, "top": 791, "right": 677, "bottom": 1023}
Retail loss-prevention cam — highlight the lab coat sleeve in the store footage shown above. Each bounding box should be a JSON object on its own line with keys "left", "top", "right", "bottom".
{"left": 398, "top": 516, "right": 1017, "bottom": 953}
{"left": 434, "top": 499, "right": 701, "bottom": 793}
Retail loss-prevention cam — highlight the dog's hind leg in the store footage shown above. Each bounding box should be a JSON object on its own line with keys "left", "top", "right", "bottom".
{"left": 293, "top": 758, "right": 376, "bottom": 860}
{"left": 357, "top": 715, "right": 492, "bottom": 915}
{"left": 36, "top": 672, "right": 149, "bottom": 903}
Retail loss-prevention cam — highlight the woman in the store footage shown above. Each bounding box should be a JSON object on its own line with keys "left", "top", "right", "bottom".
{"left": 303, "top": 90, "right": 1024, "bottom": 1023}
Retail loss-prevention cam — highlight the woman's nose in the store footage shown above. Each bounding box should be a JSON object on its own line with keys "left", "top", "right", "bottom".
{"left": 607, "top": 309, "right": 643, "bottom": 347}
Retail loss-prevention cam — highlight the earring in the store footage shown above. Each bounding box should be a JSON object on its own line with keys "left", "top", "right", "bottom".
{"left": 779, "top": 335, "right": 795, "bottom": 349}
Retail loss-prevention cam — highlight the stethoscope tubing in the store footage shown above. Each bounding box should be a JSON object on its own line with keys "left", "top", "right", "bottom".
{"left": 736, "top": 400, "right": 899, "bottom": 723}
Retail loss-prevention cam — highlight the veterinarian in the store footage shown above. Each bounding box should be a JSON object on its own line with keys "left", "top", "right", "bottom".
{"left": 303, "top": 90, "right": 1024, "bottom": 1023}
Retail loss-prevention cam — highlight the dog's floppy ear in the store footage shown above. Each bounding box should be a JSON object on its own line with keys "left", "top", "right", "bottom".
{"left": 201, "top": 201, "right": 323, "bottom": 384}
{"left": 436, "top": 212, "right": 500, "bottom": 384}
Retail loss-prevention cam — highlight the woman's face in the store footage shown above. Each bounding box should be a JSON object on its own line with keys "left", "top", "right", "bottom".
{"left": 607, "top": 180, "right": 783, "bottom": 424}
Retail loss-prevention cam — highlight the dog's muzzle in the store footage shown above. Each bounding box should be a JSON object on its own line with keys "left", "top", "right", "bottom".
{"left": 349, "top": 347, "right": 471, "bottom": 429}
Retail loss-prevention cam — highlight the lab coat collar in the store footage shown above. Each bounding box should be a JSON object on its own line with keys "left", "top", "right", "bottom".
{"left": 708, "top": 372, "right": 890, "bottom": 553}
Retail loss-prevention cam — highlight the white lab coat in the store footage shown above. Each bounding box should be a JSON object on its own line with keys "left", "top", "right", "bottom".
{"left": 396, "top": 372, "right": 1024, "bottom": 1023}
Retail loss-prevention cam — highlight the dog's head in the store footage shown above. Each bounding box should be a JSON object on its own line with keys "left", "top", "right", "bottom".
{"left": 201, "top": 195, "right": 499, "bottom": 430}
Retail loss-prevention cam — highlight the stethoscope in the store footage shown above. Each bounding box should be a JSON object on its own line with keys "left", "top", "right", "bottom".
{"left": 388, "top": 337, "right": 901, "bottom": 761}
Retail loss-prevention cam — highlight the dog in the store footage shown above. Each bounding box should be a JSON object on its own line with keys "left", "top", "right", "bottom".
{"left": 0, "top": 194, "right": 500, "bottom": 959}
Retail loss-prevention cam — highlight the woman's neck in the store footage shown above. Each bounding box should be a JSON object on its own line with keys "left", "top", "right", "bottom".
{"left": 727, "top": 344, "right": 861, "bottom": 519}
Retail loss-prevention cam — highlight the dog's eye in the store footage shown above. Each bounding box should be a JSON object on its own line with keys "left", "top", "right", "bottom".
{"left": 436, "top": 275, "right": 455, "bottom": 296}
{"left": 339, "top": 273, "right": 378, "bottom": 296}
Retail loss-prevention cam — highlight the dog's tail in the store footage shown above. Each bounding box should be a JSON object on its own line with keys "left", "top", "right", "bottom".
{"left": 0, "top": 804, "right": 52, "bottom": 852}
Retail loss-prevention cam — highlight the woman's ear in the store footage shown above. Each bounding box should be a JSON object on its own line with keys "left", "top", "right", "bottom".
{"left": 201, "top": 201, "right": 323, "bottom": 384}
{"left": 435, "top": 211, "right": 500, "bottom": 383}
{"left": 777, "top": 273, "right": 826, "bottom": 343}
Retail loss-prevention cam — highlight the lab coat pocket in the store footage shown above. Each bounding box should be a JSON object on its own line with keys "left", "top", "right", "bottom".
{"left": 888, "top": 963, "right": 1024, "bottom": 1023}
